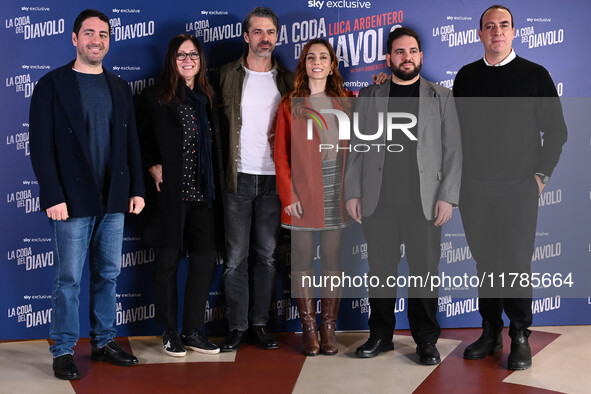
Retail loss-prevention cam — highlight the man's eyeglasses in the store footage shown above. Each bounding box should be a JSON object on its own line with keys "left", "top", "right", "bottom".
{"left": 176, "top": 52, "right": 200, "bottom": 61}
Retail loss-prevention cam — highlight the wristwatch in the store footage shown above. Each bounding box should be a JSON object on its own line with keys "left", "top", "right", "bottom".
{"left": 535, "top": 173, "right": 550, "bottom": 184}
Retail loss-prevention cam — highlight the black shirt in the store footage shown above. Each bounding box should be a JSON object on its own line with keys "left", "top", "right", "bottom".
{"left": 380, "top": 79, "right": 420, "bottom": 204}
{"left": 178, "top": 104, "right": 204, "bottom": 202}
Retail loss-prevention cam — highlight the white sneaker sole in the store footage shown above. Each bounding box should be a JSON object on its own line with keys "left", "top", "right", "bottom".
{"left": 164, "top": 349, "right": 187, "bottom": 357}
{"left": 185, "top": 345, "right": 220, "bottom": 355}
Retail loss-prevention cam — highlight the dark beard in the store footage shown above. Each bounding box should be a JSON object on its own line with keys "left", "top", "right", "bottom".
{"left": 391, "top": 61, "right": 422, "bottom": 81}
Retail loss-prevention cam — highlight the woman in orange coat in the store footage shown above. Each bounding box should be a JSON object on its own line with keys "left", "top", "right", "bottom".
{"left": 275, "top": 39, "right": 351, "bottom": 356}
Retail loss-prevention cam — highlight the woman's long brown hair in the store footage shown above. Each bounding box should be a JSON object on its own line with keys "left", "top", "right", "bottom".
{"left": 283, "top": 38, "right": 349, "bottom": 116}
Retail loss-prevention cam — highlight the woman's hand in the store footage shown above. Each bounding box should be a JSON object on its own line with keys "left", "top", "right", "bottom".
{"left": 285, "top": 201, "right": 303, "bottom": 219}
{"left": 373, "top": 72, "right": 390, "bottom": 85}
{"left": 149, "top": 164, "right": 163, "bottom": 192}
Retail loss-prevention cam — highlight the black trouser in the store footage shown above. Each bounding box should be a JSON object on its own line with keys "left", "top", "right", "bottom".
{"left": 362, "top": 201, "right": 441, "bottom": 345}
{"left": 460, "top": 177, "right": 538, "bottom": 335}
{"left": 153, "top": 202, "right": 217, "bottom": 332}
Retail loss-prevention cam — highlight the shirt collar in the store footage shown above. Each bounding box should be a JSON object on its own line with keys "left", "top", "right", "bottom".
{"left": 483, "top": 49, "right": 516, "bottom": 67}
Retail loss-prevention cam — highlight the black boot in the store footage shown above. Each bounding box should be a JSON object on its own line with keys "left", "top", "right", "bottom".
{"left": 464, "top": 321, "right": 503, "bottom": 360}
{"left": 508, "top": 329, "right": 532, "bottom": 370}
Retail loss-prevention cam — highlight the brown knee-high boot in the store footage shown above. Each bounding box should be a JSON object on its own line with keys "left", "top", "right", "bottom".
{"left": 320, "top": 270, "right": 342, "bottom": 355}
{"left": 292, "top": 270, "right": 319, "bottom": 356}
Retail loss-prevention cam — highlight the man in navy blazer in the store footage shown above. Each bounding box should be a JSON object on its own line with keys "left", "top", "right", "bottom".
{"left": 29, "top": 9, "right": 145, "bottom": 380}
{"left": 344, "top": 27, "right": 462, "bottom": 364}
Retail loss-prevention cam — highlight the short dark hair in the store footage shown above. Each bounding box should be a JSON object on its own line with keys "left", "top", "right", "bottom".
{"left": 387, "top": 26, "right": 421, "bottom": 53}
{"left": 479, "top": 5, "right": 514, "bottom": 29}
{"left": 73, "top": 9, "right": 111, "bottom": 36}
{"left": 243, "top": 7, "right": 279, "bottom": 34}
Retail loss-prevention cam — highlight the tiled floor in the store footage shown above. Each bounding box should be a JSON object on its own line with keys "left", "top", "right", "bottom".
{"left": 1, "top": 326, "right": 589, "bottom": 393}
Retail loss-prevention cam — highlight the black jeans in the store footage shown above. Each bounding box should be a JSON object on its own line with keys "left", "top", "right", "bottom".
{"left": 153, "top": 202, "right": 217, "bottom": 332}
{"left": 222, "top": 173, "right": 281, "bottom": 331}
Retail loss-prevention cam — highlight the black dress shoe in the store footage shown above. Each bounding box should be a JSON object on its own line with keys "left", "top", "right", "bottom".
{"left": 416, "top": 343, "right": 441, "bottom": 365}
{"left": 507, "top": 330, "right": 532, "bottom": 370}
{"left": 250, "top": 326, "right": 279, "bottom": 350}
{"left": 354, "top": 337, "right": 394, "bottom": 358}
{"left": 91, "top": 340, "right": 139, "bottom": 366}
{"left": 220, "top": 329, "right": 246, "bottom": 352}
{"left": 464, "top": 321, "right": 503, "bottom": 360}
{"left": 53, "top": 354, "right": 80, "bottom": 380}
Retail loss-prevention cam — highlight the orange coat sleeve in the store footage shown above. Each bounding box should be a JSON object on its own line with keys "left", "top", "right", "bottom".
{"left": 274, "top": 100, "right": 299, "bottom": 209}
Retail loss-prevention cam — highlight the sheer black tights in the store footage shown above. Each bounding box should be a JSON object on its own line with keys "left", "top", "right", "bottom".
{"left": 290, "top": 229, "right": 343, "bottom": 272}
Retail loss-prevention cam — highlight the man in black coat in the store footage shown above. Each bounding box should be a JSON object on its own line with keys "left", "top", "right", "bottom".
{"left": 29, "top": 9, "right": 145, "bottom": 380}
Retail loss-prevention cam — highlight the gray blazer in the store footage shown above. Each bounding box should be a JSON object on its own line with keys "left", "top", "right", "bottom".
{"left": 344, "top": 77, "right": 462, "bottom": 220}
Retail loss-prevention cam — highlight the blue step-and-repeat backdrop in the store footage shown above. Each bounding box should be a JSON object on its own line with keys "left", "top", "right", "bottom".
{"left": 2, "top": 0, "right": 590, "bottom": 340}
